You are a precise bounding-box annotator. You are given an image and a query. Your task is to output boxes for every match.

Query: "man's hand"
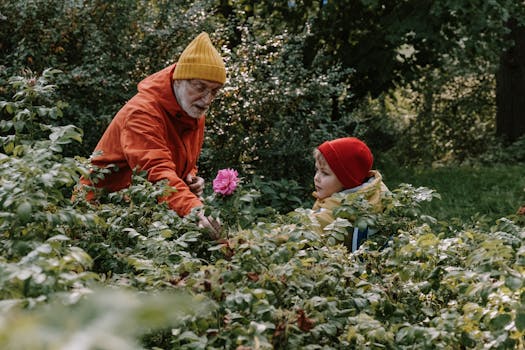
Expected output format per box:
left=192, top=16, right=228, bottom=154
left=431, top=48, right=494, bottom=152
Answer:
left=197, top=210, right=222, bottom=240
left=185, top=174, right=204, bottom=197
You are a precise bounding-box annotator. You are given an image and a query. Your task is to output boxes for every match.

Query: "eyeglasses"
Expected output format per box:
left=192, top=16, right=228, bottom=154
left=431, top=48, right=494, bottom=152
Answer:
left=187, top=80, right=222, bottom=99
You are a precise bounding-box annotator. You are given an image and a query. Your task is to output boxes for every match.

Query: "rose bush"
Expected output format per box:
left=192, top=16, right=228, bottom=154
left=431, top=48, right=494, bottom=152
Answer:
left=2, top=67, right=525, bottom=350
left=204, top=169, right=269, bottom=231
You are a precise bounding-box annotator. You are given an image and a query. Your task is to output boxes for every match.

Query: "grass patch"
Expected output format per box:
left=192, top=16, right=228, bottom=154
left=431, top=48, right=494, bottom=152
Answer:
left=382, top=164, right=525, bottom=222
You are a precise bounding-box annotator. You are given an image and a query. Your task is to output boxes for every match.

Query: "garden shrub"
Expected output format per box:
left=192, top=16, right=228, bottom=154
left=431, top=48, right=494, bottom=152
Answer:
left=384, top=66, right=497, bottom=166
left=0, top=68, right=212, bottom=347
left=1, top=7, right=525, bottom=350
left=202, top=25, right=355, bottom=193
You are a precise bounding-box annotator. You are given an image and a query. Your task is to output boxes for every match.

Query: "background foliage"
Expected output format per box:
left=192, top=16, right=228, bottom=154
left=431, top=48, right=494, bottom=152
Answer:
left=2, top=0, right=525, bottom=186
left=1, top=0, right=525, bottom=349
left=0, top=54, right=524, bottom=350
left=1, top=69, right=524, bottom=349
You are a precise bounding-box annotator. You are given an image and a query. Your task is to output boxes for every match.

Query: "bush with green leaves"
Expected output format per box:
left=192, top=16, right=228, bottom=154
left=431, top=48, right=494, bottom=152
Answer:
left=0, top=68, right=213, bottom=348
left=148, top=183, right=524, bottom=349
left=203, top=26, right=354, bottom=188
left=3, top=0, right=525, bottom=173
left=0, top=68, right=94, bottom=304
left=2, top=68, right=525, bottom=349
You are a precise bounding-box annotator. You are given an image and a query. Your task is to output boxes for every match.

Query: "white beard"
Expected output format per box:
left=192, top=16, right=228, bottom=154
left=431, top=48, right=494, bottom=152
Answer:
left=173, top=81, right=207, bottom=119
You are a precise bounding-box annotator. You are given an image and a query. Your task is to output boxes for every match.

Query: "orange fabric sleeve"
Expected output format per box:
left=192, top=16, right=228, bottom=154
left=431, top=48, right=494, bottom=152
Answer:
left=121, top=112, right=202, bottom=216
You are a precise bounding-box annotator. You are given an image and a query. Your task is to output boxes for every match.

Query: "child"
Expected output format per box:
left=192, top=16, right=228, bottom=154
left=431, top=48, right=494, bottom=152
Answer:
left=311, top=137, right=389, bottom=251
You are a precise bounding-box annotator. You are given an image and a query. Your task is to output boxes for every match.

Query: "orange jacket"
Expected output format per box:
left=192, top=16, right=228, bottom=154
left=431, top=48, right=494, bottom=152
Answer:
left=79, top=64, right=204, bottom=216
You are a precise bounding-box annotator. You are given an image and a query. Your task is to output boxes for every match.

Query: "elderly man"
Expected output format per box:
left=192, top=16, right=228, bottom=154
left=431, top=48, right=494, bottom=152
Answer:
left=78, top=32, right=224, bottom=232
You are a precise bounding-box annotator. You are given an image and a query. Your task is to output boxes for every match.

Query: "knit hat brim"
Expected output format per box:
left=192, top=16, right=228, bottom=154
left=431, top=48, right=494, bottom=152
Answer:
left=174, top=63, right=226, bottom=84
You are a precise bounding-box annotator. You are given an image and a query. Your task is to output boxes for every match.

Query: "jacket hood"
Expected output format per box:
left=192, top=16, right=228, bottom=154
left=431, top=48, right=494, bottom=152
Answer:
left=137, top=64, right=200, bottom=130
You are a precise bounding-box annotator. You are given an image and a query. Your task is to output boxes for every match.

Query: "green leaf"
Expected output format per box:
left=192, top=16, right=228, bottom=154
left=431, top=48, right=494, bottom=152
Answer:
left=353, top=297, right=368, bottom=309
left=489, top=313, right=511, bottom=330
left=505, top=276, right=522, bottom=291
left=331, top=232, right=345, bottom=241
left=515, top=312, right=525, bottom=332
left=5, top=103, right=14, bottom=115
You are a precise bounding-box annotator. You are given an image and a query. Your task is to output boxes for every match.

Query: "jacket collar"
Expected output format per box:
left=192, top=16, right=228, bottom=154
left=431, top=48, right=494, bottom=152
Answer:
left=137, top=64, right=201, bottom=130
left=313, top=170, right=383, bottom=200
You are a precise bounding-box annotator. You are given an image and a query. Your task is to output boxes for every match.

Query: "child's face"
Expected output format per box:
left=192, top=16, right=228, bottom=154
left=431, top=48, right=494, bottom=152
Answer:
left=314, top=155, right=344, bottom=200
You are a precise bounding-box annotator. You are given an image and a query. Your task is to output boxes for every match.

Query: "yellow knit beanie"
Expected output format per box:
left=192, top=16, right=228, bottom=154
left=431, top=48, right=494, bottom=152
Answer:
left=172, top=32, right=226, bottom=84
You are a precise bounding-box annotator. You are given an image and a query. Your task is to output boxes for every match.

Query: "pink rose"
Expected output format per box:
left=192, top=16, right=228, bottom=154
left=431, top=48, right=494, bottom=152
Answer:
left=212, top=168, right=239, bottom=196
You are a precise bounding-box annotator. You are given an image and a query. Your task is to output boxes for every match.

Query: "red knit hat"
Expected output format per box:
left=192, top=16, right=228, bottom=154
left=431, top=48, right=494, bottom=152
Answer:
left=317, top=137, right=373, bottom=189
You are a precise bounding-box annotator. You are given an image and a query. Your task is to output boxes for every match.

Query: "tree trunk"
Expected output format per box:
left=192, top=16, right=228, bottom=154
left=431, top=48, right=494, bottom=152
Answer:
left=496, top=19, right=525, bottom=142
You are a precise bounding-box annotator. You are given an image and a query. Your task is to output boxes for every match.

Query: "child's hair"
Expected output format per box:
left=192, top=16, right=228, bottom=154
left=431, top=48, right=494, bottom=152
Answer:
left=313, top=148, right=326, bottom=165
left=316, top=137, right=373, bottom=189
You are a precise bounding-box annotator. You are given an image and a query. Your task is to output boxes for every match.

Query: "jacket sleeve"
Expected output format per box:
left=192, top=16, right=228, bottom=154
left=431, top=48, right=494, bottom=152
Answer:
left=121, top=112, right=202, bottom=216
